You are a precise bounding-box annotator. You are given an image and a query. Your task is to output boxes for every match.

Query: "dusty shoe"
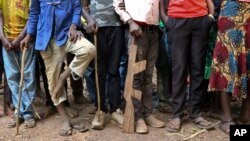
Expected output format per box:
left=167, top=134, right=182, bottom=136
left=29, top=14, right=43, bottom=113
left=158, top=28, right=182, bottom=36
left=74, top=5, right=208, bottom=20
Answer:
left=136, top=119, right=148, bottom=134
left=145, top=115, right=165, bottom=128
left=91, top=111, right=106, bottom=130
left=111, top=109, right=124, bottom=128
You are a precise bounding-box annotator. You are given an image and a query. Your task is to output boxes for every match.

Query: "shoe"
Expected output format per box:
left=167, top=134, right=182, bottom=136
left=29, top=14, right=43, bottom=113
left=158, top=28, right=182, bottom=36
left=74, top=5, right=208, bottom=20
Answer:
left=91, top=111, right=106, bottom=130
left=111, top=109, right=124, bottom=128
left=145, top=115, right=165, bottom=128
left=136, top=119, right=148, bottom=134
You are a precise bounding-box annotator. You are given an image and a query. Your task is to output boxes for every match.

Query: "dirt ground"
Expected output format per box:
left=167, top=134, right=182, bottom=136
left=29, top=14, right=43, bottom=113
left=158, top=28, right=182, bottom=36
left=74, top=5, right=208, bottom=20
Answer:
left=0, top=77, right=230, bottom=141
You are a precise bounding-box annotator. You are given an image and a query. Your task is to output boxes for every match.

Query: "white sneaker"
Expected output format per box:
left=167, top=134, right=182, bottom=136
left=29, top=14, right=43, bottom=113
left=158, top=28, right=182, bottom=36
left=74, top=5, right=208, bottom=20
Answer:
left=111, top=109, right=124, bottom=128
left=91, top=111, right=106, bottom=130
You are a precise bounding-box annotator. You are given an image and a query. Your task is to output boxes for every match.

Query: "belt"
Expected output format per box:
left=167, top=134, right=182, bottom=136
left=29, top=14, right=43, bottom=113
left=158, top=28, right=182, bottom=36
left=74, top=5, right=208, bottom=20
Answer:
left=140, top=25, right=158, bottom=33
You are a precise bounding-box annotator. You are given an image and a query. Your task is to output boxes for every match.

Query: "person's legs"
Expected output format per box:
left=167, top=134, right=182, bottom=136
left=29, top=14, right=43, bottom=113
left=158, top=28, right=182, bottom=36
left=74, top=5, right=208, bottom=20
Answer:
left=66, top=53, right=86, bottom=104
left=189, top=16, right=211, bottom=119
left=166, top=18, right=190, bottom=132
left=106, top=26, right=124, bottom=127
left=219, top=92, right=235, bottom=134
left=240, top=80, right=250, bottom=123
left=40, top=40, right=71, bottom=135
left=3, top=44, right=36, bottom=127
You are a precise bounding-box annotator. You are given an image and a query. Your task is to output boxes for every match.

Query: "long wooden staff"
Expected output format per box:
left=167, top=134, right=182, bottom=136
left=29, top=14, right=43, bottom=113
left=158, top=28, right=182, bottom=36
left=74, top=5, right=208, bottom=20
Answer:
left=16, top=47, right=27, bottom=135
left=93, top=31, right=101, bottom=121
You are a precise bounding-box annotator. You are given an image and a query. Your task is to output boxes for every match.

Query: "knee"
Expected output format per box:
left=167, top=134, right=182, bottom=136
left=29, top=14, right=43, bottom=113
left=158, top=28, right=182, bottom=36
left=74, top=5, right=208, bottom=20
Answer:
left=87, top=43, right=96, bottom=60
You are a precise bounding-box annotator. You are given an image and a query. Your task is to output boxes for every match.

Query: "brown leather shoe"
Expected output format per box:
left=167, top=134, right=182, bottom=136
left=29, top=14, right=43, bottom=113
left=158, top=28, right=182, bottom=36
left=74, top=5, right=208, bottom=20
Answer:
left=136, top=119, right=148, bottom=134
left=145, top=115, right=165, bottom=128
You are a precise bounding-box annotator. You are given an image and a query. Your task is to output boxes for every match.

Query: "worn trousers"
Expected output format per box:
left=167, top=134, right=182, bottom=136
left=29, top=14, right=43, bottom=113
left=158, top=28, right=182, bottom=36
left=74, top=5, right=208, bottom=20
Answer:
left=130, top=27, right=159, bottom=120
left=40, top=38, right=95, bottom=106
left=167, top=16, right=211, bottom=118
left=96, top=26, right=124, bottom=113
left=2, top=45, right=36, bottom=120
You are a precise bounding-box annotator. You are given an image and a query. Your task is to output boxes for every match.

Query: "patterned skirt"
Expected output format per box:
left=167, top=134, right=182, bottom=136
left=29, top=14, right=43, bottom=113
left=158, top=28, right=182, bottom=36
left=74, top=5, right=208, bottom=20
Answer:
left=208, top=0, right=250, bottom=98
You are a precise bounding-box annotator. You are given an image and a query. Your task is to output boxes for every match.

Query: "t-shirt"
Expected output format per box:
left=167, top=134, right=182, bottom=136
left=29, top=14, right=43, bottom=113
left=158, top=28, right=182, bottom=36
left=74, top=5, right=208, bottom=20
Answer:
left=89, top=0, right=122, bottom=27
left=168, top=0, right=208, bottom=18
left=0, top=0, right=30, bottom=40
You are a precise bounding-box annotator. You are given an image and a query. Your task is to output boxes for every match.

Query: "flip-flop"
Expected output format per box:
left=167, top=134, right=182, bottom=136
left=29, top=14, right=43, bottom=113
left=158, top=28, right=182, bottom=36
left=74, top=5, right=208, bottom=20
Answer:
left=218, top=120, right=235, bottom=135
left=24, top=118, right=36, bottom=129
left=166, top=117, right=182, bottom=132
left=72, top=123, right=89, bottom=133
left=192, top=117, right=214, bottom=130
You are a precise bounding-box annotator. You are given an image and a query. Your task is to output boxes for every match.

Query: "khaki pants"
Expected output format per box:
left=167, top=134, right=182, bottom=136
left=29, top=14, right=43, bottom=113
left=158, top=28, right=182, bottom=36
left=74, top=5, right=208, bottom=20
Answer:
left=40, top=38, right=95, bottom=106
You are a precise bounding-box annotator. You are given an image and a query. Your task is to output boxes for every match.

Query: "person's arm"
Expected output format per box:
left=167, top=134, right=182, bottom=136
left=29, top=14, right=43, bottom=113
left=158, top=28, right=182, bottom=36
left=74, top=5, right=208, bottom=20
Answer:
left=206, top=0, right=215, bottom=15
left=113, top=0, right=142, bottom=37
left=160, top=0, right=169, bottom=26
left=11, top=22, right=28, bottom=49
left=0, top=10, right=12, bottom=51
left=81, top=0, right=96, bottom=33
left=21, top=0, right=40, bottom=49
left=68, top=0, right=82, bottom=43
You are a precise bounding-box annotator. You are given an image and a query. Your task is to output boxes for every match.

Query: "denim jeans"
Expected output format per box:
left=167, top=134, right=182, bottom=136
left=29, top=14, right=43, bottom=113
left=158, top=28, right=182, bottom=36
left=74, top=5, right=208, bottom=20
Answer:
left=2, top=45, right=36, bottom=120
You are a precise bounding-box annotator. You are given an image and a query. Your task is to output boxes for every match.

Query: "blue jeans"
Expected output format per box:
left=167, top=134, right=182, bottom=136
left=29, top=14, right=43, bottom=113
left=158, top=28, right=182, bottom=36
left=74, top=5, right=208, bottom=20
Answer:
left=2, top=45, right=36, bottom=120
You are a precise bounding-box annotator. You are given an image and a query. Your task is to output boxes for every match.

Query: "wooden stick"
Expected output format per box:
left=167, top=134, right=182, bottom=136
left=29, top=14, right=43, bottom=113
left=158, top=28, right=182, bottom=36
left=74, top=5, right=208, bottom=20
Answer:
left=93, top=32, right=101, bottom=121
left=183, top=129, right=207, bottom=141
left=16, top=47, right=27, bottom=135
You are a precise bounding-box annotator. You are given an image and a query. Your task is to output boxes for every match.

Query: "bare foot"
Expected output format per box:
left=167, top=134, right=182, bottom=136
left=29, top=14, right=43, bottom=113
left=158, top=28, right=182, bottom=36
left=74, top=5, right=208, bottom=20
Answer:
left=59, top=118, right=72, bottom=136
left=66, top=107, right=78, bottom=118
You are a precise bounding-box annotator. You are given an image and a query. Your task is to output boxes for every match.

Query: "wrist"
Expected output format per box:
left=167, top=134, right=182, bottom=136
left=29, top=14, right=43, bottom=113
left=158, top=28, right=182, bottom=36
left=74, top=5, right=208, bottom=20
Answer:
left=208, top=14, right=215, bottom=21
left=127, top=19, right=134, bottom=25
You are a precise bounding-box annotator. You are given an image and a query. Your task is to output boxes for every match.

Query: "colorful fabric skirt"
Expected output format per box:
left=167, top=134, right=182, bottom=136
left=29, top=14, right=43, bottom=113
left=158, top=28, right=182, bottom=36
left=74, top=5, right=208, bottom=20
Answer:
left=208, top=0, right=250, bottom=98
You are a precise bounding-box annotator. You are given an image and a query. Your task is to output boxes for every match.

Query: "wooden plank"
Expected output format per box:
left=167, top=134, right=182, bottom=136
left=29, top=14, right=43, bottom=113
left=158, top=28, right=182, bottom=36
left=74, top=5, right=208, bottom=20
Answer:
left=122, top=38, right=146, bottom=134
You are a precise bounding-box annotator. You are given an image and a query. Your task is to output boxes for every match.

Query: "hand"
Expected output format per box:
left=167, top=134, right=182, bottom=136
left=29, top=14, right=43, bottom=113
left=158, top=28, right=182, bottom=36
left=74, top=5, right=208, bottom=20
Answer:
left=20, top=34, right=32, bottom=50
left=162, top=15, right=169, bottom=27
left=68, top=24, right=82, bottom=43
left=127, top=19, right=142, bottom=37
left=0, top=36, right=13, bottom=51
left=86, top=19, right=96, bottom=33
left=11, top=36, right=23, bottom=50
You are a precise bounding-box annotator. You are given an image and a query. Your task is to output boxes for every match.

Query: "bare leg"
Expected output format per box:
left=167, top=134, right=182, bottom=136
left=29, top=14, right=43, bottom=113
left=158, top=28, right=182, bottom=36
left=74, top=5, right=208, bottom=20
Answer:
left=53, top=68, right=71, bottom=100
left=240, top=82, right=250, bottom=123
left=57, top=103, right=72, bottom=136
left=219, top=92, right=235, bottom=135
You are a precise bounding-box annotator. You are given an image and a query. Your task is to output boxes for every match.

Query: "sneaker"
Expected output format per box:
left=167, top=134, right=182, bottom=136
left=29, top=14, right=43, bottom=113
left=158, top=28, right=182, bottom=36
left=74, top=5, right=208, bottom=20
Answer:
left=145, top=115, right=165, bottom=128
left=136, top=119, right=148, bottom=134
left=111, top=109, right=124, bottom=128
left=91, top=111, right=106, bottom=130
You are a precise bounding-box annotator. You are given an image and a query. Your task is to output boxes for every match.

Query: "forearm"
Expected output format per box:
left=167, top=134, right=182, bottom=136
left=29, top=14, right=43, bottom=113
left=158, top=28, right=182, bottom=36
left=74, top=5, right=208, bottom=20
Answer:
left=113, top=0, right=131, bottom=23
left=206, top=0, right=215, bottom=15
left=18, top=22, right=28, bottom=39
left=72, top=0, right=81, bottom=27
left=81, top=5, right=94, bottom=25
left=160, top=0, right=169, bottom=19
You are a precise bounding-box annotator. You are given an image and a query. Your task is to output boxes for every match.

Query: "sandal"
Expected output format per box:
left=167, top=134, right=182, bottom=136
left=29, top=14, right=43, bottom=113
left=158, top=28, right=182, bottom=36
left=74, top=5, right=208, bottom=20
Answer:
left=72, top=123, right=89, bottom=133
left=7, top=117, right=23, bottom=128
left=192, top=117, right=214, bottom=129
left=166, top=117, right=182, bottom=132
left=24, top=118, right=36, bottom=129
left=218, top=120, right=235, bottom=135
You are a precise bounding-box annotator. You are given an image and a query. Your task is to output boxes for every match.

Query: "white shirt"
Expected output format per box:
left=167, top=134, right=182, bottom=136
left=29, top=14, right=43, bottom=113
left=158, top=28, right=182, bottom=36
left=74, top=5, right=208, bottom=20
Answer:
left=113, top=0, right=160, bottom=25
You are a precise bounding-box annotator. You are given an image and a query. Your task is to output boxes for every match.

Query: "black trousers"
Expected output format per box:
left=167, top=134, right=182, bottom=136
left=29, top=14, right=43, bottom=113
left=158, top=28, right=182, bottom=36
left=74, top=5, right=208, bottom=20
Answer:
left=96, top=26, right=125, bottom=113
left=167, top=16, right=211, bottom=118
